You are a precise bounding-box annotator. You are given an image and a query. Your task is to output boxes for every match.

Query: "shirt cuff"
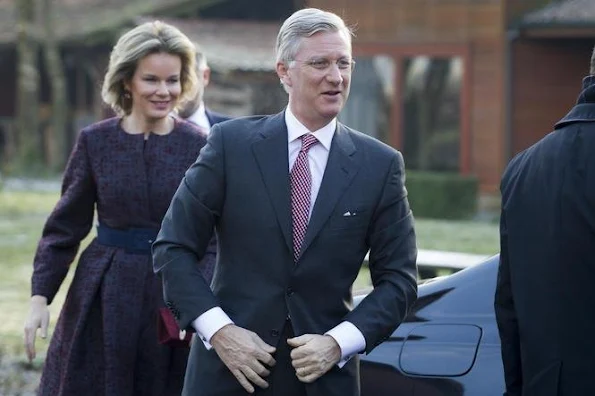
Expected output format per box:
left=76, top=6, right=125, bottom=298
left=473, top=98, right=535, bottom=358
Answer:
left=192, top=307, right=234, bottom=349
left=325, top=321, right=366, bottom=368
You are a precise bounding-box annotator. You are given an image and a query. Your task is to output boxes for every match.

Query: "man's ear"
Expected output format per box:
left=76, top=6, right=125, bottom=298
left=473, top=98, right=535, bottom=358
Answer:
left=276, top=61, right=292, bottom=88
left=202, top=67, right=211, bottom=88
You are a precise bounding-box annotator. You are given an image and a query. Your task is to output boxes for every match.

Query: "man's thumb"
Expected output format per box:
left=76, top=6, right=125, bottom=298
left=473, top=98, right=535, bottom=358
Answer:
left=287, top=334, right=311, bottom=347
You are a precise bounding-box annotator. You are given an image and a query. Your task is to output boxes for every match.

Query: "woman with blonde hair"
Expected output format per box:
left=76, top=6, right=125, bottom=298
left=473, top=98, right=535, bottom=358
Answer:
left=23, top=21, right=210, bottom=395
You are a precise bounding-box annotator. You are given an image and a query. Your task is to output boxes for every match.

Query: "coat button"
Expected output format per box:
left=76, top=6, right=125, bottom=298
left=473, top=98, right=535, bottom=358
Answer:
left=271, top=329, right=279, bottom=337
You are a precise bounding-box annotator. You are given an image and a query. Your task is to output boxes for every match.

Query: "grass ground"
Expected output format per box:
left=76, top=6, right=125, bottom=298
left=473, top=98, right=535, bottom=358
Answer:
left=0, top=191, right=65, bottom=395
left=415, top=217, right=499, bottom=255
left=0, top=190, right=499, bottom=394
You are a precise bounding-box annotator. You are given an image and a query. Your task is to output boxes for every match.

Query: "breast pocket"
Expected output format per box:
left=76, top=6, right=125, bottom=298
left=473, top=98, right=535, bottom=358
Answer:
left=328, top=209, right=369, bottom=233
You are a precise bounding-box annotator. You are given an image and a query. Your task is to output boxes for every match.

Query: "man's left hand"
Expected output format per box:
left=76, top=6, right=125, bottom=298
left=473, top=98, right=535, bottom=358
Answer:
left=287, top=334, right=341, bottom=383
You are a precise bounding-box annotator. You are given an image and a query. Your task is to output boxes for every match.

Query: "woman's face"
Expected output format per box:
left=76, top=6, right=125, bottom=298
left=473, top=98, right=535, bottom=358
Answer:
left=125, top=52, right=182, bottom=121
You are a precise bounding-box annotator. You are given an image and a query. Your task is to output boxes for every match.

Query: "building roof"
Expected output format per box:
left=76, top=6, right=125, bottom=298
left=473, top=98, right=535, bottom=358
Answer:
left=137, top=17, right=280, bottom=72
left=0, top=0, right=224, bottom=45
left=522, top=0, right=595, bottom=26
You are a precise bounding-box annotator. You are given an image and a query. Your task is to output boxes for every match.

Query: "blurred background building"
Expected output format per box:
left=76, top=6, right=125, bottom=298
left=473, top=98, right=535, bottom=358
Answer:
left=0, top=0, right=593, bottom=202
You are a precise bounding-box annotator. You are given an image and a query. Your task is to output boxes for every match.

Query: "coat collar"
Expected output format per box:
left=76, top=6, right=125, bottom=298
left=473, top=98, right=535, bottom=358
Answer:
left=555, top=75, right=595, bottom=129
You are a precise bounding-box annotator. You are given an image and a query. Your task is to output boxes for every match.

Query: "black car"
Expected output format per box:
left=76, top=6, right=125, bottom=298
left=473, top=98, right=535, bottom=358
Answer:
left=358, top=254, right=505, bottom=396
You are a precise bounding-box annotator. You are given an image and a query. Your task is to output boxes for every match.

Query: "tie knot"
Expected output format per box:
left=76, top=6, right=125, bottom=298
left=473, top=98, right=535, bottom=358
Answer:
left=300, top=133, right=318, bottom=153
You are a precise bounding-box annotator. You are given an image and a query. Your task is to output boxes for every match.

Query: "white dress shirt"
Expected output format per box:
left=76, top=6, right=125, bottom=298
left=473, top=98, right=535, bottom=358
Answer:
left=192, top=107, right=366, bottom=366
left=186, top=102, right=211, bottom=132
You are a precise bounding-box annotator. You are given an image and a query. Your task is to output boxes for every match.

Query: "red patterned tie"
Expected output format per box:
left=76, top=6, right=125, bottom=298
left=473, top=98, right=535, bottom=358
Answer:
left=290, top=133, right=319, bottom=262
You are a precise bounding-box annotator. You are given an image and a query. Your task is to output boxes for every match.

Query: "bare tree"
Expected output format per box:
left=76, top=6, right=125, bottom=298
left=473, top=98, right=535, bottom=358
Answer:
left=15, top=0, right=41, bottom=170
left=41, top=0, right=68, bottom=170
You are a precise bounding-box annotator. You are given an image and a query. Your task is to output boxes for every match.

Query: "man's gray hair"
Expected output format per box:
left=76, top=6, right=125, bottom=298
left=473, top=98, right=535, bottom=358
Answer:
left=275, top=8, right=354, bottom=64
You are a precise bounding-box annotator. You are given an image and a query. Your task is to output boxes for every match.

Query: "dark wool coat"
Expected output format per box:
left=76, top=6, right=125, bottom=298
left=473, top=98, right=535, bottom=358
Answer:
left=31, top=117, right=211, bottom=395
left=496, top=76, right=595, bottom=396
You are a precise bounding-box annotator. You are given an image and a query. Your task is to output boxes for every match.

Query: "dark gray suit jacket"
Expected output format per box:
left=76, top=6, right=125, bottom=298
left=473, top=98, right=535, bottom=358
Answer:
left=205, top=108, right=230, bottom=126
left=153, top=111, right=418, bottom=396
left=187, top=108, right=231, bottom=283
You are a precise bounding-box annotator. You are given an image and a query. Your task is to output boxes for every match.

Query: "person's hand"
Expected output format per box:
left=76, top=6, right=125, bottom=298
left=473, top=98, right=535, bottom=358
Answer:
left=24, top=295, right=50, bottom=363
left=210, top=324, right=276, bottom=393
left=287, top=334, right=341, bottom=383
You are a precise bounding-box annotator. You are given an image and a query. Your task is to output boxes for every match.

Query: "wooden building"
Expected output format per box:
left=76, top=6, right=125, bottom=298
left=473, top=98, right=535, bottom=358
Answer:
left=0, top=0, right=299, bottom=168
left=0, top=0, right=232, bottom=168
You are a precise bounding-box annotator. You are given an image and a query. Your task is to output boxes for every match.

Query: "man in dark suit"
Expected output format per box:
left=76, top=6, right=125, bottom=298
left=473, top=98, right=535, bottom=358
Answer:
left=177, top=43, right=231, bottom=131
left=153, top=8, right=418, bottom=396
left=495, top=48, right=595, bottom=396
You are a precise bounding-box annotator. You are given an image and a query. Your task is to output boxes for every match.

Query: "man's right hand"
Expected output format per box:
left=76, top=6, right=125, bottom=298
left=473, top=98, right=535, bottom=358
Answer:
left=210, top=324, right=276, bottom=393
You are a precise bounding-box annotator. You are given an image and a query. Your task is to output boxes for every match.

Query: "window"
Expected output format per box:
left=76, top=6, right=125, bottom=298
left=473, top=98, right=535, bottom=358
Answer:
left=339, top=55, right=395, bottom=144
left=402, top=56, right=462, bottom=172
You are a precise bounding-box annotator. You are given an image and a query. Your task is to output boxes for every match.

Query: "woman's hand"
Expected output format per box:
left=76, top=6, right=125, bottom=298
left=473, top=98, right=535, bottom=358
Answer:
left=24, top=295, right=50, bottom=362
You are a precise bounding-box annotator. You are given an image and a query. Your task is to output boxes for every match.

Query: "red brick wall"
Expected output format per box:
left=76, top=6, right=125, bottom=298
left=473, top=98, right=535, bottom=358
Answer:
left=311, top=0, right=507, bottom=193
left=504, top=0, right=551, bottom=23
left=471, top=39, right=506, bottom=192
left=311, top=0, right=503, bottom=44
left=511, top=39, right=593, bottom=156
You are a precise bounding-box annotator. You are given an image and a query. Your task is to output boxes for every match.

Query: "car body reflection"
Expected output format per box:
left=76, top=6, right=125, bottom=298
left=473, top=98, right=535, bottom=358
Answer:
left=358, top=255, right=505, bottom=396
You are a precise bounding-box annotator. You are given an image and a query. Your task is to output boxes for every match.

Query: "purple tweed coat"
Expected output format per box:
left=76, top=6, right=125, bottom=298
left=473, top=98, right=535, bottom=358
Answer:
left=31, top=117, right=213, bottom=396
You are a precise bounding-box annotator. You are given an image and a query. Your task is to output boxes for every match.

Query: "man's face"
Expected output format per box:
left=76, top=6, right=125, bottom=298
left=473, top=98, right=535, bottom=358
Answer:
left=195, top=66, right=210, bottom=104
left=178, top=65, right=210, bottom=118
left=277, top=30, right=353, bottom=131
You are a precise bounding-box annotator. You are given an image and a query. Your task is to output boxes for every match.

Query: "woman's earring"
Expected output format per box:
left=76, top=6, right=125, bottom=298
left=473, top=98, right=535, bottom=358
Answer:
left=123, top=91, right=131, bottom=99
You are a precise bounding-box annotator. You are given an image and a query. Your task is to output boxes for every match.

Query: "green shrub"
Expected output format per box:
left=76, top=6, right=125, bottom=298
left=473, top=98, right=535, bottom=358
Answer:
left=405, top=171, right=478, bottom=220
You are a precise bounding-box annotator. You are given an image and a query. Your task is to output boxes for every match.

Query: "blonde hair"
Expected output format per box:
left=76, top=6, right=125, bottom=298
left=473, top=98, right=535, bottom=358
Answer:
left=101, top=21, right=198, bottom=116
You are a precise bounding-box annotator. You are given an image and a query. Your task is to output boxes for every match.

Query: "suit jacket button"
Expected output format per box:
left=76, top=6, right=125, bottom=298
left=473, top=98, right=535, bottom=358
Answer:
left=286, top=287, right=294, bottom=296
left=270, top=329, right=279, bottom=337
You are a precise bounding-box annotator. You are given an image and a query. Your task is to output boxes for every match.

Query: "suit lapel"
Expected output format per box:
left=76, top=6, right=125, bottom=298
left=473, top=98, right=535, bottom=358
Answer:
left=252, top=112, right=293, bottom=254
left=300, top=123, right=360, bottom=256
